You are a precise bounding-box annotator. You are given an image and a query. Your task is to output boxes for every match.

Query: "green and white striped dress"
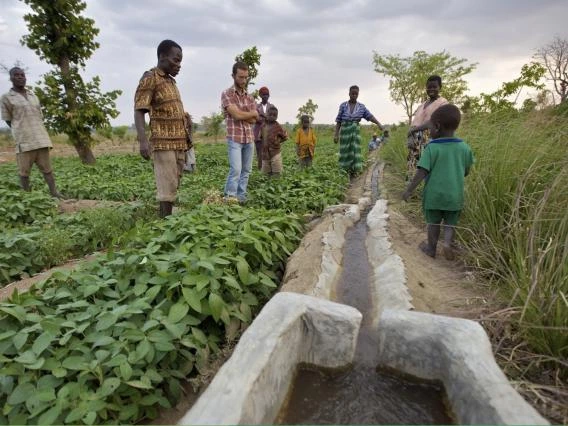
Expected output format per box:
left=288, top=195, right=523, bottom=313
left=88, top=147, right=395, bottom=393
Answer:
left=335, top=101, right=375, bottom=175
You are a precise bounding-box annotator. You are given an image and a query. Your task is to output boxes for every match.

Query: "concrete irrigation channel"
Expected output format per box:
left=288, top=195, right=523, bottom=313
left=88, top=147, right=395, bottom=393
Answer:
left=178, top=160, right=547, bottom=425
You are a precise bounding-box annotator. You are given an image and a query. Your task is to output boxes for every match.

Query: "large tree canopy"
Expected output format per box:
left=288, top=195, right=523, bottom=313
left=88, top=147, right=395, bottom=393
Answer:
left=20, top=0, right=121, bottom=164
left=373, top=50, right=476, bottom=124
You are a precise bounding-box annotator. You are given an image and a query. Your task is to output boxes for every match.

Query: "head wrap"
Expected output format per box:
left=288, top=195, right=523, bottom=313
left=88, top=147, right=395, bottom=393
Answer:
left=259, top=86, right=269, bottom=95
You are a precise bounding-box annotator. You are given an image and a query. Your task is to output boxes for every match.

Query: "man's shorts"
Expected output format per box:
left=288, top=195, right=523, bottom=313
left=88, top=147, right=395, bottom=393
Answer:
left=424, top=209, right=461, bottom=226
left=152, top=150, right=186, bottom=202
left=17, top=147, right=52, bottom=177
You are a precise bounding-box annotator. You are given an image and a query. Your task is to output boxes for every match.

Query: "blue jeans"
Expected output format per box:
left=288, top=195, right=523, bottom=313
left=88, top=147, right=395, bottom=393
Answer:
left=224, top=139, right=253, bottom=201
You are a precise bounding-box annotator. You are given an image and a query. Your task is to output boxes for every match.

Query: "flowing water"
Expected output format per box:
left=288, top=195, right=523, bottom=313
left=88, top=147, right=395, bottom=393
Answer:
left=276, top=216, right=455, bottom=425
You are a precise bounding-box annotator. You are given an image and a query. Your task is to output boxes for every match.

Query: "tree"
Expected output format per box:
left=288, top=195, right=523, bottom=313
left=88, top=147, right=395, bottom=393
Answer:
left=20, top=0, right=121, bottom=164
left=0, top=60, right=28, bottom=74
left=235, top=46, right=261, bottom=97
left=373, top=50, right=476, bottom=124
left=203, top=111, right=224, bottom=142
left=535, top=36, right=568, bottom=104
left=296, top=99, right=318, bottom=122
left=460, top=62, right=546, bottom=115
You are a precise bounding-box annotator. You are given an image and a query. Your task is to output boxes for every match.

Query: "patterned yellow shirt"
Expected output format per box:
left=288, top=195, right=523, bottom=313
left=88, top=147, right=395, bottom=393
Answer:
left=134, top=67, right=188, bottom=151
left=295, top=127, right=317, bottom=159
left=0, top=88, right=53, bottom=153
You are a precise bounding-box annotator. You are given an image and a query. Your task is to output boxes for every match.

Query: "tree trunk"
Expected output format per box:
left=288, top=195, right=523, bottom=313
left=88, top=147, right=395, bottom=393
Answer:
left=70, top=135, right=96, bottom=165
left=58, top=57, right=96, bottom=164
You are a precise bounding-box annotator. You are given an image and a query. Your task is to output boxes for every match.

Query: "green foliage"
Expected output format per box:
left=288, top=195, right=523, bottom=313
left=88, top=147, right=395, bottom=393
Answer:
left=20, top=0, right=99, bottom=67
left=461, top=62, right=546, bottom=115
left=95, top=126, right=113, bottom=140
left=373, top=50, right=476, bottom=123
left=248, top=169, right=347, bottom=214
left=381, top=109, right=568, bottom=361
left=0, top=129, right=361, bottom=423
left=234, top=46, right=261, bottom=90
left=202, top=112, right=225, bottom=142
left=111, top=126, right=129, bottom=140
left=0, top=206, right=303, bottom=424
left=296, top=99, right=318, bottom=123
left=34, top=70, right=121, bottom=141
left=20, top=0, right=121, bottom=162
left=0, top=189, right=57, bottom=226
left=0, top=204, right=153, bottom=285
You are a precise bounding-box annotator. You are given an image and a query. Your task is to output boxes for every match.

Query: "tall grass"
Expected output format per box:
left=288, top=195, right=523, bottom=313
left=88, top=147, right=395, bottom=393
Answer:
left=381, top=107, right=568, bottom=360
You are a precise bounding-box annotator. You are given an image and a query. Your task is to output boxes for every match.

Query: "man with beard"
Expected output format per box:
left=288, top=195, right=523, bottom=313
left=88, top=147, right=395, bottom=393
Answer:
left=221, top=61, right=258, bottom=204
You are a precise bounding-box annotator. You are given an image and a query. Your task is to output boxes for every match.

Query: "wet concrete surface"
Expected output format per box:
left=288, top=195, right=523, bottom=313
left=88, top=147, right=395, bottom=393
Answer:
left=277, top=217, right=455, bottom=425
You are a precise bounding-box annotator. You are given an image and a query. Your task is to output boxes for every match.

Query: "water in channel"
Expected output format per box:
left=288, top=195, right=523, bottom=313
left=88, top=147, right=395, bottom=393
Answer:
left=277, top=215, right=455, bottom=425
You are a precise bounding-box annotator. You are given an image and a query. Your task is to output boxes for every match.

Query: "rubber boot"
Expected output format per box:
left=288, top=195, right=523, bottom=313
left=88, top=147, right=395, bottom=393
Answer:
left=419, top=224, right=440, bottom=258
left=442, top=225, right=456, bottom=260
left=42, top=172, right=63, bottom=199
left=19, top=175, right=31, bottom=192
left=159, top=201, right=173, bottom=218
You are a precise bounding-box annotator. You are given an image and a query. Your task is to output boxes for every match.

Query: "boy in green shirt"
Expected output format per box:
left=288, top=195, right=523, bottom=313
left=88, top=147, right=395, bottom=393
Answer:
left=402, top=104, right=474, bottom=260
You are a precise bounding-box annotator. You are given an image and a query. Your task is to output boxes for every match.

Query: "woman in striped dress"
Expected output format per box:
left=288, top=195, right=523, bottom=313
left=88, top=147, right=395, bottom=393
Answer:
left=334, top=85, right=384, bottom=176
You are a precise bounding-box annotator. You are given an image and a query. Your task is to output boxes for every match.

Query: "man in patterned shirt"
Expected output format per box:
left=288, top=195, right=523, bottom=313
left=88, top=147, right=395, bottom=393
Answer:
left=1, top=67, right=63, bottom=198
left=221, top=61, right=259, bottom=203
left=134, top=39, right=191, bottom=218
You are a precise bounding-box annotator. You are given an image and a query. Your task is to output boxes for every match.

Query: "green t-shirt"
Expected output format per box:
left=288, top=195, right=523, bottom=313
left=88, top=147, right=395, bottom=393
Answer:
left=417, top=137, right=474, bottom=211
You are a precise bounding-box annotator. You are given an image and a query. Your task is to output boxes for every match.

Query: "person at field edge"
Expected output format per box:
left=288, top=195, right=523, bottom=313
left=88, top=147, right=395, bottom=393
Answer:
left=221, top=61, right=259, bottom=204
left=134, top=39, right=192, bottom=218
left=0, top=67, right=63, bottom=198
left=253, top=86, right=275, bottom=170
left=183, top=112, right=196, bottom=173
left=402, top=104, right=474, bottom=261
left=260, top=105, right=287, bottom=177
left=406, top=75, right=448, bottom=178
left=334, top=85, right=384, bottom=176
left=296, top=114, right=317, bottom=168
left=368, top=134, right=380, bottom=151
left=368, top=129, right=390, bottom=151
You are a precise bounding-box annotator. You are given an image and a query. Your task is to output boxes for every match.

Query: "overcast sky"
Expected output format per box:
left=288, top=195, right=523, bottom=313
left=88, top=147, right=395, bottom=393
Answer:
left=0, top=0, right=566, bottom=127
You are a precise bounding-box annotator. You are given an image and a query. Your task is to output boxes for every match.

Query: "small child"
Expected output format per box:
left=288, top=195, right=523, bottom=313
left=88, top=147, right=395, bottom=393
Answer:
left=402, top=104, right=474, bottom=260
left=183, top=112, right=196, bottom=173
left=368, top=134, right=379, bottom=151
left=295, top=115, right=317, bottom=168
left=381, top=129, right=389, bottom=144
left=260, top=106, right=288, bottom=177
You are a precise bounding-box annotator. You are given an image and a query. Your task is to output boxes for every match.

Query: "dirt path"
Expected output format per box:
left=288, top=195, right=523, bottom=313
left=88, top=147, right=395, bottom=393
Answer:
left=57, top=199, right=124, bottom=214
left=0, top=140, right=137, bottom=164
left=387, top=207, right=494, bottom=318
left=0, top=136, right=223, bottom=165
left=0, top=254, right=98, bottom=302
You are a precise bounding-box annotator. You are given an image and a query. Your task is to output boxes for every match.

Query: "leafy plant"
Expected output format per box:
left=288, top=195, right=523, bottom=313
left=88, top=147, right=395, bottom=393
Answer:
left=0, top=205, right=303, bottom=424
left=20, top=0, right=121, bottom=163
left=0, top=189, right=57, bottom=226
left=0, top=204, right=153, bottom=285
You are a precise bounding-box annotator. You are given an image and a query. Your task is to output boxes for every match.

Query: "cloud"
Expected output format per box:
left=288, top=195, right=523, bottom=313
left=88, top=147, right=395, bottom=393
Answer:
left=0, top=0, right=566, bottom=128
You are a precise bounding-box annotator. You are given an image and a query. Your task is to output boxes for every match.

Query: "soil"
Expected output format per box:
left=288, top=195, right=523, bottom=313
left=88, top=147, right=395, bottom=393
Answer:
left=57, top=199, right=123, bottom=214
left=0, top=139, right=138, bottom=164
left=280, top=215, right=330, bottom=295
left=0, top=254, right=98, bottom=302
left=0, top=135, right=223, bottom=165
left=386, top=207, right=495, bottom=319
